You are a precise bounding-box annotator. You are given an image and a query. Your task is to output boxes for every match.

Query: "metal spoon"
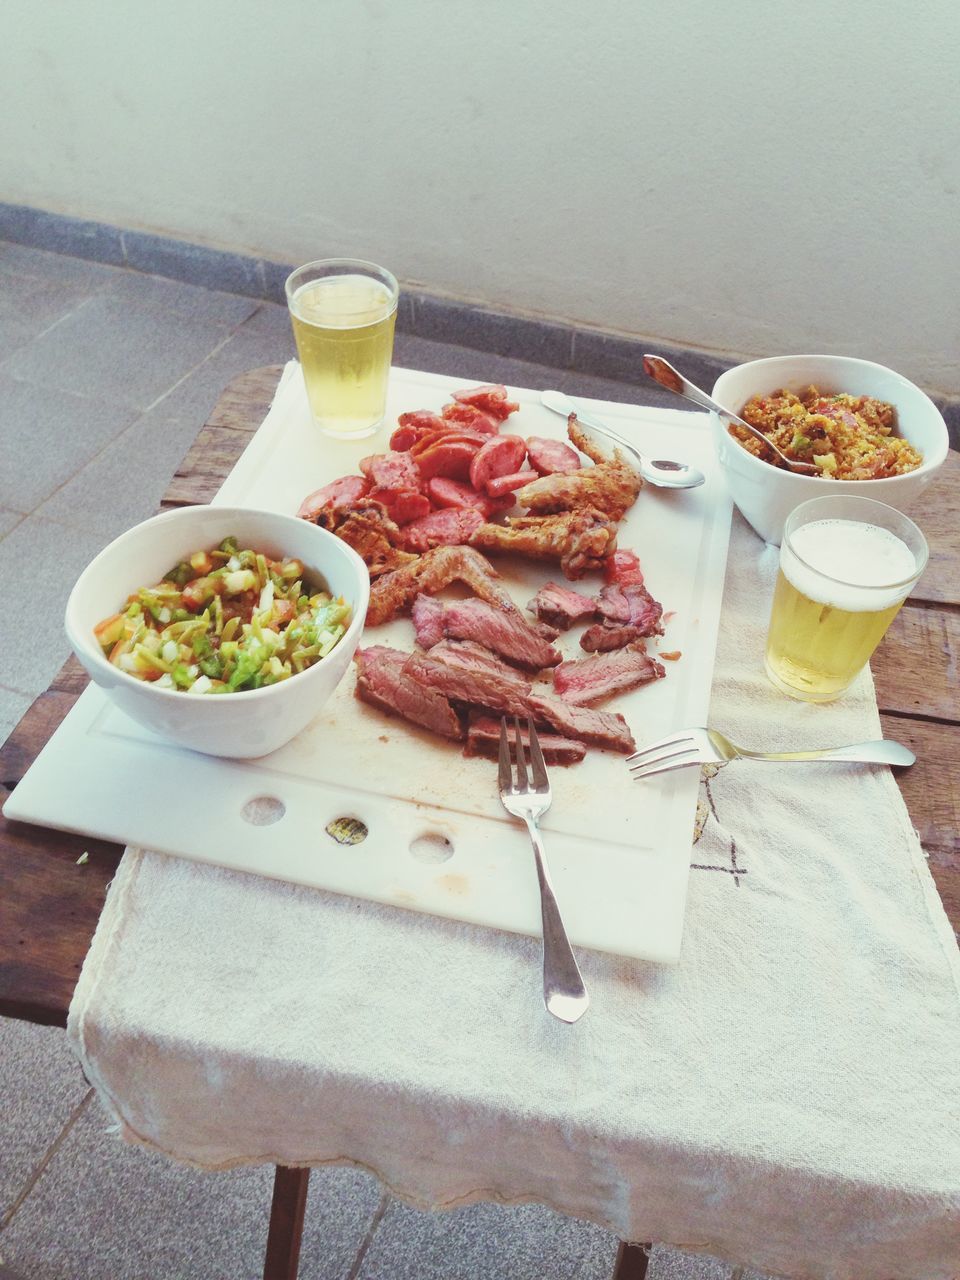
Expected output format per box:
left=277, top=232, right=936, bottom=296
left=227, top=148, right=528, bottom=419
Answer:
left=539, top=391, right=706, bottom=489
left=642, top=354, right=820, bottom=476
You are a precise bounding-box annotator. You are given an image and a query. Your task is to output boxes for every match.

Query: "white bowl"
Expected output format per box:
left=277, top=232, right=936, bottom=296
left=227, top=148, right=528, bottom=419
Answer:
left=65, top=506, right=370, bottom=758
left=712, top=355, right=949, bottom=545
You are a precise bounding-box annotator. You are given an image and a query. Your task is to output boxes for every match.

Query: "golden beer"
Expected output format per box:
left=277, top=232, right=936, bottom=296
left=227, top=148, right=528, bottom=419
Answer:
left=286, top=261, right=398, bottom=438
left=764, top=513, right=923, bottom=703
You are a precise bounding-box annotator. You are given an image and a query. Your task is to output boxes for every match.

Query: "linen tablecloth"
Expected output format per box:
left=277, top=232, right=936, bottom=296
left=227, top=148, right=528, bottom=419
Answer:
left=68, top=391, right=960, bottom=1280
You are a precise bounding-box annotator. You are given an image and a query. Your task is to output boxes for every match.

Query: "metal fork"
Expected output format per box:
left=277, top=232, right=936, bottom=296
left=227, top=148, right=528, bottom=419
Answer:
left=498, top=717, right=589, bottom=1024
left=628, top=727, right=916, bottom=780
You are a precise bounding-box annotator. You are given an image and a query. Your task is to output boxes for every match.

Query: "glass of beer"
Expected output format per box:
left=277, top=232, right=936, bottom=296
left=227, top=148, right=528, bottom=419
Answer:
left=285, top=258, right=398, bottom=438
left=764, top=495, right=927, bottom=702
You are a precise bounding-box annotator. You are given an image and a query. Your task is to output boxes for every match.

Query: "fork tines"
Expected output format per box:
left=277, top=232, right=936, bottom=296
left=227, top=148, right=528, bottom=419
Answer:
left=499, top=716, right=549, bottom=790
left=627, top=731, right=701, bottom=780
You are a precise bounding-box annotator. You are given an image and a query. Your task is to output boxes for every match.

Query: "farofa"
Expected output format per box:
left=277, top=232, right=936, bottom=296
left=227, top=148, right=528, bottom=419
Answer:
left=731, top=386, right=923, bottom=479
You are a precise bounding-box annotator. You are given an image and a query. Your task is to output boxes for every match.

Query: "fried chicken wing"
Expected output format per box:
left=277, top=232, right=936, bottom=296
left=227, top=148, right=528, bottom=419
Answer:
left=515, top=417, right=642, bottom=521
left=367, top=544, right=519, bottom=626
left=317, top=504, right=418, bottom=579
left=471, top=507, right=619, bottom=580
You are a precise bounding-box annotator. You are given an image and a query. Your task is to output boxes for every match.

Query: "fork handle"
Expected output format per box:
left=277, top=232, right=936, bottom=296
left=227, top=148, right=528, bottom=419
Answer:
left=524, top=818, right=590, bottom=1023
left=741, top=740, right=916, bottom=766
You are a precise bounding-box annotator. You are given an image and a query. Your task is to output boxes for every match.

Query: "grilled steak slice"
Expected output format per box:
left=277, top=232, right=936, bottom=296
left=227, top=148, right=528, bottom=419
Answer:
left=403, top=651, right=532, bottom=718
left=355, top=646, right=463, bottom=740
left=428, top=639, right=522, bottom=681
left=527, top=581, right=597, bottom=630
left=367, top=544, right=520, bottom=626
left=580, top=623, right=645, bottom=653
left=465, top=712, right=586, bottom=766
left=526, top=692, right=636, bottom=754
left=595, top=581, right=664, bottom=635
left=411, top=594, right=445, bottom=649
left=553, top=645, right=665, bottom=706
left=441, top=598, right=561, bottom=670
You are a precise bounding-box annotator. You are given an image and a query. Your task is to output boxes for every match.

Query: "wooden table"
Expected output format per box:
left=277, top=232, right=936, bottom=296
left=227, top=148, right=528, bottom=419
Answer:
left=2, top=366, right=957, bottom=1280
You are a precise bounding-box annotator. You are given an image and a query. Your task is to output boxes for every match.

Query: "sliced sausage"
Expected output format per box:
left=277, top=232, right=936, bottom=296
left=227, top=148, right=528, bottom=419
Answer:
left=427, top=477, right=489, bottom=510
left=369, top=451, right=421, bottom=491
left=413, top=439, right=481, bottom=481
left=441, top=401, right=500, bottom=434
left=525, top=436, right=582, bottom=476
left=484, top=469, right=539, bottom=498
left=451, top=384, right=520, bottom=421
left=468, top=434, right=528, bottom=491
left=400, top=507, right=485, bottom=552
left=297, top=475, right=371, bottom=521
left=367, top=487, right=431, bottom=525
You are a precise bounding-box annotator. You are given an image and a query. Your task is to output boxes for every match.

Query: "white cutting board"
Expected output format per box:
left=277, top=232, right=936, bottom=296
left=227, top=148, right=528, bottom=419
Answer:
left=6, top=365, right=732, bottom=962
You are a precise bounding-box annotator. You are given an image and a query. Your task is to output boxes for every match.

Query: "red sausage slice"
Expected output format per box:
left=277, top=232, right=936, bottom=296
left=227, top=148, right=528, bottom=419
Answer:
left=441, top=401, right=500, bottom=434
left=427, top=477, right=489, bottom=510
left=525, top=436, right=582, bottom=476
left=401, top=507, right=485, bottom=551
left=409, top=428, right=487, bottom=457
left=297, top=475, right=371, bottom=521
left=451, top=384, right=520, bottom=421
left=414, top=439, right=481, bottom=481
left=369, top=451, right=421, bottom=491
left=367, top=487, right=431, bottom=525
left=484, top=469, right=539, bottom=498
left=468, top=434, right=527, bottom=491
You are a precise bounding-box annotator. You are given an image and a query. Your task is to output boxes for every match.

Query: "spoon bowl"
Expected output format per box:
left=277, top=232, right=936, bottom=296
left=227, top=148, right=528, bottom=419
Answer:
left=539, top=391, right=705, bottom=489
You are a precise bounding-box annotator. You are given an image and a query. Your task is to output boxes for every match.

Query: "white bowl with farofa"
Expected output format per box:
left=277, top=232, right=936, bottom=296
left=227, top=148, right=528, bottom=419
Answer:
left=712, top=354, right=949, bottom=545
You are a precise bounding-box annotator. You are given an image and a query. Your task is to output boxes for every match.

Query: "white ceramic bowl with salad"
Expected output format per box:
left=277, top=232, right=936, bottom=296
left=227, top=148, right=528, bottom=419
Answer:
left=65, top=506, right=370, bottom=758
left=712, top=354, right=948, bottom=545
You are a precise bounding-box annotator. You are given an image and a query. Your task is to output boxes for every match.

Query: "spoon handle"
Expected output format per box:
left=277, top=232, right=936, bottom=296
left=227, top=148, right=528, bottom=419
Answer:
left=643, top=354, right=738, bottom=421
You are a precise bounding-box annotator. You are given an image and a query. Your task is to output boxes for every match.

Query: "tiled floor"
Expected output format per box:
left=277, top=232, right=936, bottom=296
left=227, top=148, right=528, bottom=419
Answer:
left=0, top=241, right=748, bottom=1280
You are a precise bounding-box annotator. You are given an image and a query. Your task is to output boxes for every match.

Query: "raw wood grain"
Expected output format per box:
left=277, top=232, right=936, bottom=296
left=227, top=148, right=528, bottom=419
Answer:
left=1, top=365, right=957, bottom=1027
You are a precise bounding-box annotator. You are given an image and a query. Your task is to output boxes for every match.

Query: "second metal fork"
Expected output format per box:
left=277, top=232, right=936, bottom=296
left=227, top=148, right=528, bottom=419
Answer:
left=498, top=717, right=589, bottom=1024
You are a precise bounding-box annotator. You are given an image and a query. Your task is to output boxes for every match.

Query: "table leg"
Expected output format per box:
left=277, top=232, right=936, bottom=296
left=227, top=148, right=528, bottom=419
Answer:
left=612, top=1241, right=651, bottom=1279
left=263, top=1165, right=310, bottom=1280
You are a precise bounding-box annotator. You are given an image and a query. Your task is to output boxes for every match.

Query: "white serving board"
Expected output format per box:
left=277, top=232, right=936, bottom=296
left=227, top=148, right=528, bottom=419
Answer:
left=6, top=365, right=732, bottom=963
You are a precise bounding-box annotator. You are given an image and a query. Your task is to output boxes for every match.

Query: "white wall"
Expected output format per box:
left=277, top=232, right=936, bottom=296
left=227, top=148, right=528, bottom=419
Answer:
left=3, top=0, right=959, bottom=390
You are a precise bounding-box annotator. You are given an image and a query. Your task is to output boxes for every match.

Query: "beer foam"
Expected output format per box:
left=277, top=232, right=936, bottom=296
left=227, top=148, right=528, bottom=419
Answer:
left=782, top=519, right=917, bottom=611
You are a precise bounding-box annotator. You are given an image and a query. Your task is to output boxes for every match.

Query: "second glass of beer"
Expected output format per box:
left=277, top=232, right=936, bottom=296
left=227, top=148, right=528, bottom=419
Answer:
left=765, top=494, right=927, bottom=702
left=285, top=258, right=398, bottom=438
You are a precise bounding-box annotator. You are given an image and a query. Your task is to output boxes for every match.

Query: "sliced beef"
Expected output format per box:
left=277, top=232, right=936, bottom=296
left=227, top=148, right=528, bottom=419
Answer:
left=465, top=712, right=586, bottom=766
left=355, top=646, right=463, bottom=740
left=411, top=594, right=445, bottom=649
left=441, top=598, right=561, bottom=670
left=580, top=623, right=645, bottom=653
left=403, top=651, right=532, bottom=718
left=429, top=638, right=524, bottom=681
left=595, top=581, right=664, bottom=636
left=553, top=645, right=665, bottom=706
left=526, top=692, right=636, bottom=754
left=527, top=581, right=597, bottom=630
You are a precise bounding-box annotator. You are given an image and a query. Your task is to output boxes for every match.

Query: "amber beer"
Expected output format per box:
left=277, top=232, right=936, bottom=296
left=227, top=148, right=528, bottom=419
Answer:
left=286, top=259, right=398, bottom=438
left=764, top=497, right=927, bottom=703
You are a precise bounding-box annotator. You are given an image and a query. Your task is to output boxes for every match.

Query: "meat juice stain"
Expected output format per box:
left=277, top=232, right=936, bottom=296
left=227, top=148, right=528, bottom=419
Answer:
left=436, top=873, right=469, bottom=896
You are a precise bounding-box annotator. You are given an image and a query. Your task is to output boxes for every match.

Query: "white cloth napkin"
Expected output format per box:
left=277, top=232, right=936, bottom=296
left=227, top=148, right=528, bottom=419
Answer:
left=68, top=415, right=960, bottom=1280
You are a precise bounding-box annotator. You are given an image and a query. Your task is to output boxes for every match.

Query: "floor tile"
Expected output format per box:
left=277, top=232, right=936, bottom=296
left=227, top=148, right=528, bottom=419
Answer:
left=0, top=510, right=23, bottom=539
left=356, top=1198, right=618, bottom=1280
left=0, top=687, right=31, bottom=747
left=35, top=411, right=208, bottom=544
left=0, top=1101, right=379, bottom=1280
left=3, top=294, right=242, bottom=411
left=0, top=272, right=96, bottom=357
left=0, top=517, right=113, bottom=699
left=0, top=242, right=123, bottom=291
left=0, top=1018, right=90, bottom=1222
left=0, top=375, right=139, bottom=513
left=649, top=1244, right=732, bottom=1280
left=102, top=271, right=259, bottom=326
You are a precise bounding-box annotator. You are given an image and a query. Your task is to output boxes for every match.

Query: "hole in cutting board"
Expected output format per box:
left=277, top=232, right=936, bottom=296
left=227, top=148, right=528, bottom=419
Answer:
left=326, top=816, right=369, bottom=846
left=409, top=831, right=454, bottom=864
left=241, top=795, right=286, bottom=826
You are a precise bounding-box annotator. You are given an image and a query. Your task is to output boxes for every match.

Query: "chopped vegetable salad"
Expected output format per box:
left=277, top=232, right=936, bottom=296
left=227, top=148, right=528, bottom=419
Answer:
left=94, top=537, right=351, bottom=693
